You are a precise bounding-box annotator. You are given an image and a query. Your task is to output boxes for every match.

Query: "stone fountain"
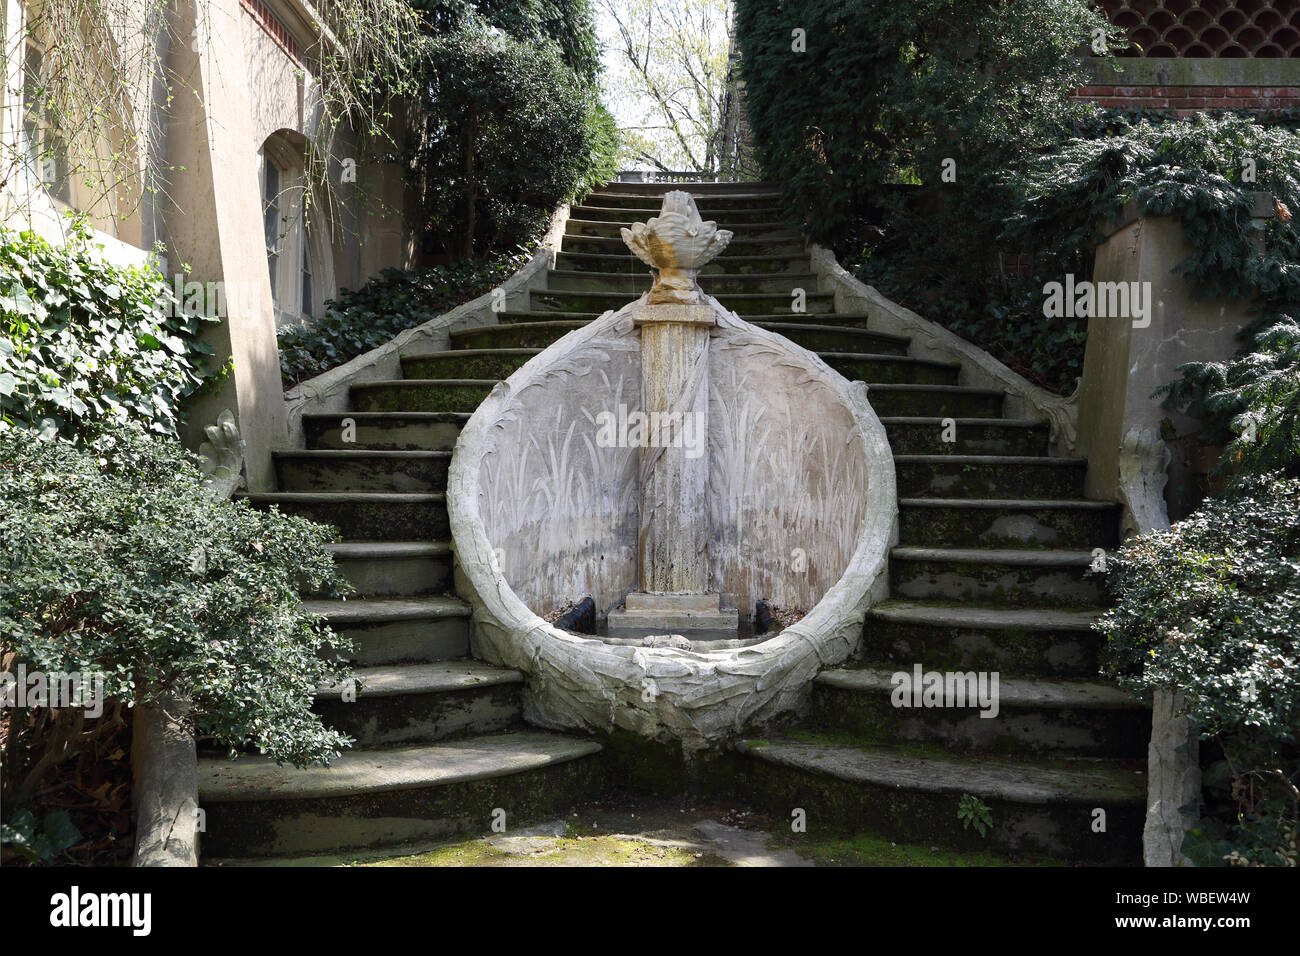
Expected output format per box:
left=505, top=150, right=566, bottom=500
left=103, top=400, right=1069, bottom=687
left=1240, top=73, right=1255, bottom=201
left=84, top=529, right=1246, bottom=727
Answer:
left=605, top=192, right=739, bottom=642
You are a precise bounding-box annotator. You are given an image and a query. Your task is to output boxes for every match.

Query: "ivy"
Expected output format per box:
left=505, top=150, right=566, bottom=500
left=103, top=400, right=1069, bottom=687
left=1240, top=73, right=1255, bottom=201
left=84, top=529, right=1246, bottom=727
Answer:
left=0, top=219, right=218, bottom=442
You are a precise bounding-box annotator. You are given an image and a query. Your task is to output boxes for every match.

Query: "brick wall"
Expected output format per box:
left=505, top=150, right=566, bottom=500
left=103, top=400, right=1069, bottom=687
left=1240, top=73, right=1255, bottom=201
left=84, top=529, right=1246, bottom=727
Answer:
left=1075, top=83, right=1300, bottom=111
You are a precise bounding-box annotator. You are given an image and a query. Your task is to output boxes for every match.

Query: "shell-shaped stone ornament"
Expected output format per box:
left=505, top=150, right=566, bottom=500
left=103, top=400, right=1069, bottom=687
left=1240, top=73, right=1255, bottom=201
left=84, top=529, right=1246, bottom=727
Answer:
left=620, top=190, right=734, bottom=304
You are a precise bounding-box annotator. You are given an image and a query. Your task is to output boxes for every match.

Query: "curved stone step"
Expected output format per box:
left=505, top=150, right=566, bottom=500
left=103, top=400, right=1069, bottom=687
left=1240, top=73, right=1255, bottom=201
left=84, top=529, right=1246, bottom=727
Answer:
left=562, top=234, right=805, bottom=257
left=866, top=384, right=1005, bottom=419
left=275, top=449, right=450, bottom=493
left=822, top=352, right=960, bottom=386
left=565, top=218, right=799, bottom=241
left=530, top=289, right=834, bottom=316
left=881, top=417, right=1050, bottom=457
left=810, top=666, right=1147, bottom=757
left=760, top=323, right=909, bottom=355
left=490, top=309, right=880, bottom=329
left=350, top=379, right=496, bottom=414
left=323, top=541, right=453, bottom=600
left=197, top=731, right=604, bottom=857
left=303, top=411, right=468, bottom=451
left=737, top=737, right=1143, bottom=863
left=889, top=546, right=1108, bottom=607
left=401, top=349, right=538, bottom=381
left=572, top=203, right=787, bottom=223
left=547, top=269, right=819, bottom=295
left=862, top=601, right=1104, bottom=677
left=894, top=455, right=1086, bottom=499
left=241, top=491, right=447, bottom=541
left=314, top=661, right=524, bottom=746
left=897, top=497, right=1121, bottom=550
left=556, top=251, right=810, bottom=275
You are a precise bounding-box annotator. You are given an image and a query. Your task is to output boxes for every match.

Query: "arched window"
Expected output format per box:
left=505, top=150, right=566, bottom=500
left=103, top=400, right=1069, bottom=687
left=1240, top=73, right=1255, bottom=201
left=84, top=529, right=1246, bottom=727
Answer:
left=258, top=133, right=328, bottom=326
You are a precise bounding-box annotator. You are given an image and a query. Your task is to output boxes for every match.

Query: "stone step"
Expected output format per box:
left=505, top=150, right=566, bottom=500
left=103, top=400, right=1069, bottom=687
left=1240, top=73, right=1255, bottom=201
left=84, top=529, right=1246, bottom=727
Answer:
left=303, top=594, right=470, bottom=664
left=889, top=546, right=1108, bottom=607
left=897, top=497, right=1121, bottom=550
left=881, top=417, right=1051, bottom=457
left=449, top=318, right=910, bottom=355
left=303, top=412, right=468, bottom=451
left=313, top=661, right=524, bottom=746
left=401, top=349, right=538, bottom=381
left=197, top=731, right=604, bottom=857
left=866, top=384, right=1005, bottom=419
left=555, top=251, right=810, bottom=275
left=241, top=491, right=448, bottom=541
left=274, top=449, right=450, bottom=493
left=822, top=353, right=960, bottom=387
left=561, top=234, right=805, bottom=258
left=737, top=738, right=1144, bottom=864
left=571, top=203, right=788, bottom=224
left=862, top=601, right=1104, bottom=678
left=323, top=541, right=453, bottom=600
left=350, top=380, right=496, bottom=414
left=530, top=289, right=835, bottom=316
left=586, top=185, right=780, bottom=205
left=490, top=309, right=879, bottom=329
left=565, top=218, right=799, bottom=241
left=546, top=269, right=819, bottom=295
left=810, top=667, right=1147, bottom=758
left=894, top=455, right=1087, bottom=499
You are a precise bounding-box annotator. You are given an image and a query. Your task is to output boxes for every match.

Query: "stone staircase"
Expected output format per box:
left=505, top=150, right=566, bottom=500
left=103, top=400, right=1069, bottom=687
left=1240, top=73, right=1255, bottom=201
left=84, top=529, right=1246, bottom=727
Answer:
left=199, top=180, right=1146, bottom=864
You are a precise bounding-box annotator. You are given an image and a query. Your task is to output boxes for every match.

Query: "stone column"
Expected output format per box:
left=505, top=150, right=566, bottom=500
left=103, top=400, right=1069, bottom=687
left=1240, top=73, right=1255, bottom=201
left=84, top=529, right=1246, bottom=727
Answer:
left=635, top=305, right=714, bottom=593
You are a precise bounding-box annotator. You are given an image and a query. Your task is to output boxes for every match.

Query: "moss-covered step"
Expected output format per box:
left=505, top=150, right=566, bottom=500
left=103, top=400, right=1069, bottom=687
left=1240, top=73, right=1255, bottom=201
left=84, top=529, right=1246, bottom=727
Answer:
left=547, top=270, right=820, bottom=295
left=894, top=455, right=1086, bottom=499
left=302, top=595, right=470, bottom=665
left=571, top=203, right=788, bottom=224
left=322, top=541, right=453, bottom=600
left=197, top=731, right=604, bottom=858
left=313, top=662, right=524, bottom=746
left=888, top=547, right=1107, bottom=607
left=302, top=412, right=468, bottom=452
left=897, top=497, right=1121, bottom=549
left=757, top=323, right=910, bottom=355
left=860, top=601, right=1104, bottom=678
left=274, top=449, right=450, bottom=494
left=561, top=234, right=806, bottom=258
left=881, top=417, right=1050, bottom=457
left=866, top=385, right=1004, bottom=419
left=555, top=251, right=811, bottom=275
left=241, top=491, right=448, bottom=541
left=583, top=189, right=781, bottom=210
left=451, top=321, right=586, bottom=350
left=566, top=219, right=801, bottom=243
left=735, top=738, right=1143, bottom=864
left=809, top=668, right=1148, bottom=758
left=821, top=353, right=960, bottom=386
left=529, top=289, right=835, bottom=316
left=400, top=349, right=538, bottom=381
left=350, top=380, right=497, bottom=414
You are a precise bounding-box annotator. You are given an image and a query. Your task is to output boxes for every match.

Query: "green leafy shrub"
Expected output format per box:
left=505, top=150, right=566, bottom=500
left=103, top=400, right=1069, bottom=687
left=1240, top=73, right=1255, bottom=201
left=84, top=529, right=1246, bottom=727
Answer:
left=0, top=220, right=217, bottom=441
left=278, top=254, right=528, bottom=385
left=0, top=426, right=356, bottom=812
left=411, top=13, right=617, bottom=258
left=734, top=0, right=1114, bottom=391
left=1098, top=475, right=1300, bottom=866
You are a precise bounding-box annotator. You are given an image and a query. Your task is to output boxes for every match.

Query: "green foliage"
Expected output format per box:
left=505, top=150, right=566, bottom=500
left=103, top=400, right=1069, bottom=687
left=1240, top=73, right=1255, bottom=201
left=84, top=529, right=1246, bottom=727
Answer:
left=1009, top=114, right=1300, bottom=463
left=1099, top=475, right=1300, bottom=866
left=957, top=793, right=993, bottom=837
left=0, top=809, right=81, bottom=863
left=0, top=220, right=216, bottom=441
left=734, top=0, right=1115, bottom=392
left=0, top=426, right=356, bottom=794
left=411, top=13, right=617, bottom=257
left=278, top=254, right=528, bottom=385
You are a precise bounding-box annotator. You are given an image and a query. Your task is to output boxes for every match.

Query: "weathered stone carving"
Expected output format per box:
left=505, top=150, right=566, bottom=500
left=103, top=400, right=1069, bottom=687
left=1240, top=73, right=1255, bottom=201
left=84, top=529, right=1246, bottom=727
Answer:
left=198, top=408, right=245, bottom=499
left=620, top=191, right=733, bottom=305
left=1117, top=424, right=1172, bottom=539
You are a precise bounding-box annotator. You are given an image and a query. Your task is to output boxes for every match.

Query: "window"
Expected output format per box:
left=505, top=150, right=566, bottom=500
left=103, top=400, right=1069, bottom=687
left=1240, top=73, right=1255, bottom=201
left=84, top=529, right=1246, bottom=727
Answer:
left=261, top=152, right=282, bottom=300
left=258, top=136, right=328, bottom=325
left=19, top=32, right=69, bottom=203
left=300, top=230, right=314, bottom=319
